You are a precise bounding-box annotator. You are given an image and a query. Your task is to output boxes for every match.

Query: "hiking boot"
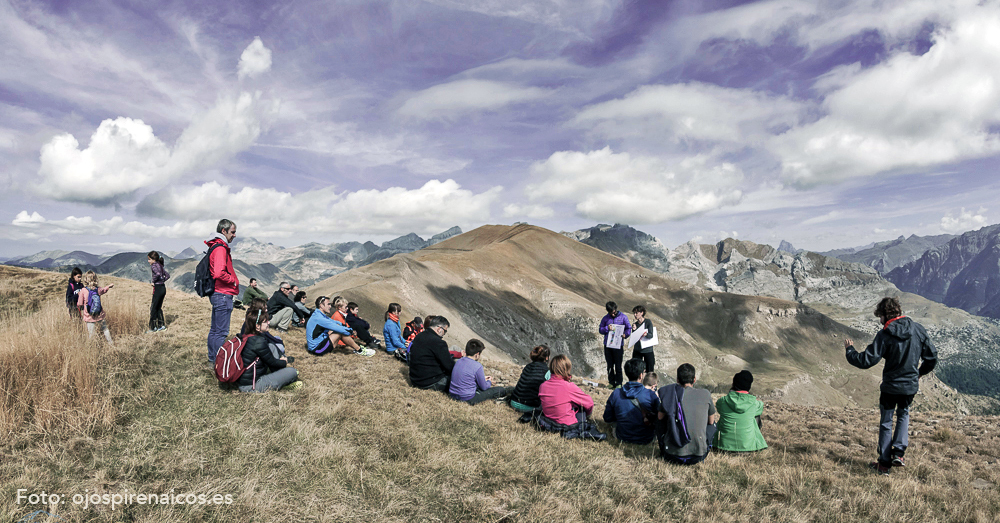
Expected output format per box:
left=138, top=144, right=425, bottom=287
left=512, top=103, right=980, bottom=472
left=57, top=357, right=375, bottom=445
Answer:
left=891, top=455, right=906, bottom=468
left=354, top=348, right=376, bottom=357
left=869, top=461, right=890, bottom=476
left=286, top=356, right=295, bottom=363
left=281, top=380, right=304, bottom=391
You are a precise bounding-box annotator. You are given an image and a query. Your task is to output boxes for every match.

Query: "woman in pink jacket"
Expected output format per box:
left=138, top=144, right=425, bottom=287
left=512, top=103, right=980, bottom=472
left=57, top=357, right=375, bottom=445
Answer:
left=538, top=354, right=594, bottom=426
left=77, top=270, right=114, bottom=343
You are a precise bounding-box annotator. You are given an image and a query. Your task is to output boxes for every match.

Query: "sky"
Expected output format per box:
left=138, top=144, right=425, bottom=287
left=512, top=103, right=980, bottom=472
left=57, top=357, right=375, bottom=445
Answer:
left=3, top=0, right=1000, bottom=258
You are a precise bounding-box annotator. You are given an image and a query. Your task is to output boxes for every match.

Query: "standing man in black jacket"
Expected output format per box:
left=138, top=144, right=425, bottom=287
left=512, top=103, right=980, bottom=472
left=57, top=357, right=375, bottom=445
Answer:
left=408, top=316, right=455, bottom=391
left=845, top=297, right=937, bottom=475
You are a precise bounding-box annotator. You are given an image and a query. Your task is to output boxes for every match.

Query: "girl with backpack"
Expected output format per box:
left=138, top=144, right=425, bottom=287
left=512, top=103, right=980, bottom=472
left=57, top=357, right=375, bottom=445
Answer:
left=231, top=306, right=301, bottom=392
left=77, top=270, right=114, bottom=343
left=66, top=267, right=84, bottom=319
left=147, top=251, right=170, bottom=332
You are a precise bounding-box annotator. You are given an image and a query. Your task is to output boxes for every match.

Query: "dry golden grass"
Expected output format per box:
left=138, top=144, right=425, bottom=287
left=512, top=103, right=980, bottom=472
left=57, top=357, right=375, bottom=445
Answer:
left=2, top=265, right=1000, bottom=522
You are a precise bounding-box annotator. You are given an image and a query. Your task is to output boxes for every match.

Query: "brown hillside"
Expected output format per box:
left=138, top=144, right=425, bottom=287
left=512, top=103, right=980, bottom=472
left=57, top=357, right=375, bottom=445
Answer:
left=308, top=225, right=989, bottom=412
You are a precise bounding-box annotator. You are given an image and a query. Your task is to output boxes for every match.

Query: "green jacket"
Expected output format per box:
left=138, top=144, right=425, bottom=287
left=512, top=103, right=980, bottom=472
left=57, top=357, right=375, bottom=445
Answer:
left=713, top=391, right=767, bottom=452
left=242, top=285, right=267, bottom=305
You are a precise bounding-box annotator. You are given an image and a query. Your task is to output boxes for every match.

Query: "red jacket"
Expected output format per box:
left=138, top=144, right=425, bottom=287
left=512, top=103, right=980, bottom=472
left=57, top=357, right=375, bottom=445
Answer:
left=538, top=375, right=594, bottom=425
left=206, top=237, right=239, bottom=295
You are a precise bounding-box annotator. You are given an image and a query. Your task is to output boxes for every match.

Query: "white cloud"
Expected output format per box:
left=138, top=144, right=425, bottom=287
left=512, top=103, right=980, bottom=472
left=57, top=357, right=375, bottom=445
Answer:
left=503, top=203, right=555, bottom=220
left=135, top=179, right=501, bottom=236
left=238, top=37, right=272, bottom=80
left=573, top=83, right=802, bottom=144
left=941, top=207, right=988, bottom=233
left=526, top=147, right=743, bottom=223
left=36, top=91, right=274, bottom=205
left=9, top=211, right=214, bottom=240
left=418, top=0, right=617, bottom=35
left=398, top=79, right=550, bottom=120
left=774, top=7, right=1000, bottom=185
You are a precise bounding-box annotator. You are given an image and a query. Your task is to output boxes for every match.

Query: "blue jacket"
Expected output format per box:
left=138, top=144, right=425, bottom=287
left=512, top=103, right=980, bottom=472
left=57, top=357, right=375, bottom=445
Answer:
left=306, top=309, right=351, bottom=353
left=603, top=382, right=659, bottom=444
left=383, top=318, right=406, bottom=353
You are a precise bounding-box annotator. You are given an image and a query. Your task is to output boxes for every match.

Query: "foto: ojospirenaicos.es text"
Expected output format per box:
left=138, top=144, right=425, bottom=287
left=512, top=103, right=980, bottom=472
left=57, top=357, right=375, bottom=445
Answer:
left=16, top=488, right=234, bottom=511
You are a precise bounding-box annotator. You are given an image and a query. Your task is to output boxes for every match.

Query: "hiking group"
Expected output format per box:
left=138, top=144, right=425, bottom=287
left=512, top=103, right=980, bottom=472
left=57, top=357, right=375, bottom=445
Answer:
left=68, top=217, right=933, bottom=473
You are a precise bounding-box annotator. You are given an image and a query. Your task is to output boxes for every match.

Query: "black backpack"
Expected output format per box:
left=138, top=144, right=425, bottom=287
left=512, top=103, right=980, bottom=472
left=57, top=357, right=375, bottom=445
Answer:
left=194, top=243, right=223, bottom=298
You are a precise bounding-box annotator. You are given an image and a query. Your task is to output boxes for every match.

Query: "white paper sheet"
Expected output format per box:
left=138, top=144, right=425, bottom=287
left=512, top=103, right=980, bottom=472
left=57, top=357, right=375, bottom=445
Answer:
left=627, top=328, right=647, bottom=349
left=640, top=327, right=658, bottom=349
left=605, top=323, right=625, bottom=349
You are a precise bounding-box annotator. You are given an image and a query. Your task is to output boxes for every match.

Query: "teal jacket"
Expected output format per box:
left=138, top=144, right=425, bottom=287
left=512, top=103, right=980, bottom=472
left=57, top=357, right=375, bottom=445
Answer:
left=713, top=391, right=767, bottom=452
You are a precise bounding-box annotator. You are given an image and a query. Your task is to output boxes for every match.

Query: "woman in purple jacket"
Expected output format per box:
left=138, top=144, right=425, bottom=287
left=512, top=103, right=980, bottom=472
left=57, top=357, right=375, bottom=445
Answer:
left=147, top=251, right=170, bottom=332
left=598, top=301, right=631, bottom=389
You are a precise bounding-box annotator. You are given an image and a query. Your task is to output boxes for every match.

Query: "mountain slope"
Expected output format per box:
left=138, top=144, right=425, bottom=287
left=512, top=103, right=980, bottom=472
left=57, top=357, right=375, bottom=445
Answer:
left=309, top=224, right=991, bottom=412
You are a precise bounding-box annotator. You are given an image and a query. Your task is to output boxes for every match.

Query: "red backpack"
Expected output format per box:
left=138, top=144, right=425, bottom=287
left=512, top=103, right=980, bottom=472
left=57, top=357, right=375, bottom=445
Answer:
left=215, top=334, right=259, bottom=389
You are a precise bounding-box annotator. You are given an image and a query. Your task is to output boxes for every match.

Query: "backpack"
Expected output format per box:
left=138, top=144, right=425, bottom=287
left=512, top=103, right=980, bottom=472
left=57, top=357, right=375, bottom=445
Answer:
left=194, top=243, right=223, bottom=297
left=215, top=334, right=259, bottom=388
left=86, top=288, right=103, bottom=317
left=658, top=384, right=691, bottom=448
left=626, top=391, right=653, bottom=427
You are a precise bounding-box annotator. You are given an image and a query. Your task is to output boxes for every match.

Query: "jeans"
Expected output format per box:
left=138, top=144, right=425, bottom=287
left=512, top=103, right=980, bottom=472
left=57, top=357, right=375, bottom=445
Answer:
left=878, top=392, right=914, bottom=466
left=632, top=348, right=655, bottom=374
left=660, top=424, right=717, bottom=465
left=207, top=293, right=234, bottom=363
left=454, top=386, right=509, bottom=405
left=238, top=367, right=299, bottom=392
left=604, top=347, right=624, bottom=388
left=417, top=375, right=449, bottom=392
left=149, top=284, right=166, bottom=330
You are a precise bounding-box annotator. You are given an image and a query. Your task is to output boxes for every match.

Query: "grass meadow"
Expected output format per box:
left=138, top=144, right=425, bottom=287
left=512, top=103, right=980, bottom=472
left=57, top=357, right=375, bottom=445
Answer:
left=2, top=265, right=1000, bottom=522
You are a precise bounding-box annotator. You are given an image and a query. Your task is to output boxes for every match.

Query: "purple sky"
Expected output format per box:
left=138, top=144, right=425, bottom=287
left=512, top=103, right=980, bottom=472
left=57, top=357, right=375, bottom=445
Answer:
left=2, top=0, right=999, bottom=258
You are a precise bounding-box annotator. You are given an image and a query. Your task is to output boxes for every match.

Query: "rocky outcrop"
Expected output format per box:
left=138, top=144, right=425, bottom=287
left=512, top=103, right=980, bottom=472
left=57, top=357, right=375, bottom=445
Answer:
left=887, top=224, right=1000, bottom=318
left=824, top=233, right=955, bottom=274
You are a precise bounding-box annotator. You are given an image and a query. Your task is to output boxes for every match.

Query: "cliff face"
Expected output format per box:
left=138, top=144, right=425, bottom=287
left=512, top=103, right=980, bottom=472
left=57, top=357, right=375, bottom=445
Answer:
left=824, top=233, right=956, bottom=274
left=887, top=225, right=1000, bottom=318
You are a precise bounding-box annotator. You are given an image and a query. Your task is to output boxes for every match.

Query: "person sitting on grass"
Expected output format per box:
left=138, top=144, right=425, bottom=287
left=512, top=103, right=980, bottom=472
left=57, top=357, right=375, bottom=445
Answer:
left=657, top=363, right=717, bottom=465
left=267, top=282, right=297, bottom=333
left=508, top=344, right=551, bottom=414
left=403, top=316, right=423, bottom=349
left=346, top=302, right=383, bottom=350
left=292, top=290, right=311, bottom=327
left=408, top=315, right=455, bottom=391
left=538, top=354, right=594, bottom=432
left=713, top=370, right=767, bottom=453
left=603, top=358, right=660, bottom=445
left=449, top=339, right=509, bottom=405
left=643, top=372, right=658, bottom=392
left=305, top=296, right=357, bottom=356
left=242, top=278, right=267, bottom=307
left=78, top=270, right=115, bottom=343
left=331, top=296, right=375, bottom=357
left=233, top=307, right=301, bottom=392
left=422, top=315, right=463, bottom=359
left=383, top=303, right=407, bottom=357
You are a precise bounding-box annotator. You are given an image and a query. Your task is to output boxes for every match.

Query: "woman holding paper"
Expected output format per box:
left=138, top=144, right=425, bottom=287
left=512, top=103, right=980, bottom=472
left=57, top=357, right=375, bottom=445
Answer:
left=631, top=305, right=656, bottom=373
left=598, top=301, right=631, bottom=389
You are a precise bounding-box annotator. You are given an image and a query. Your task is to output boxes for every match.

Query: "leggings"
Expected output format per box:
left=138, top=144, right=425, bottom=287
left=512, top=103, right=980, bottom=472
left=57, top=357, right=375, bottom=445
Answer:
left=149, top=284, right=166, bottom=330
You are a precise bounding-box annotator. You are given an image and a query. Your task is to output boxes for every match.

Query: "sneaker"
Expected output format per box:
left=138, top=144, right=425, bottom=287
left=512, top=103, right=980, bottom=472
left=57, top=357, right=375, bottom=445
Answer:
left=156, top=325, right=167, bottom=332
left=354, top=348, right=376, bottom=357
left=869, top=461, right=890, bottom=476
left=891, top=455, right=906, bottom=468
left=281, top=380, right=304, bottom=391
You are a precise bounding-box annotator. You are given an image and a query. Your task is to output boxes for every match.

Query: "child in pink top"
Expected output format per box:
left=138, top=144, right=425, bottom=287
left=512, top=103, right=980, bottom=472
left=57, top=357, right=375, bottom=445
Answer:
left=538, top=354, right=594, bottom=425
left=77, top=270, right=114, bottom=343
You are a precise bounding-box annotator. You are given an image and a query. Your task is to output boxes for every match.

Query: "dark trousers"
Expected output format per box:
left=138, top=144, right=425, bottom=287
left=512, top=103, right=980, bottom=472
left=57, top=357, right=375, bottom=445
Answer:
left=660, top=424, right=717, bottom=465
left=354, top=326, right=375, bottom=345
left=632, top=348, right=655, bottom=374
left=149, top=284, right=166, bottom=330
left=604, top=347, right=624, bottom=388
left=878, top=392, right=914, bottom=467
left=462, top=386, right=509, bottom=405
left=416, top=375, right=449, bottom=392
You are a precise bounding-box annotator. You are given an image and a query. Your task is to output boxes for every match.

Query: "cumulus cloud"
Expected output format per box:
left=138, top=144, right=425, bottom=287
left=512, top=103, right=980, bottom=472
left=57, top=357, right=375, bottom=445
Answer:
left=502, top=203, right=555, bottom=220
left=135, top=179, right=501, bottom=236
left=9, top=211, right=214, bottom=240
left=398, top=79, right=550, bottom=120
left=774, top=8, right=1000, bottom=186
left=526, top=147, right=743, bottom=223
left=36, top=91, right=274, bottom=205
left=238, top=37, right=273, bottom=80
left=941, top=207, right=988, bottom=233
left=573, top=83, right=803, bottom=144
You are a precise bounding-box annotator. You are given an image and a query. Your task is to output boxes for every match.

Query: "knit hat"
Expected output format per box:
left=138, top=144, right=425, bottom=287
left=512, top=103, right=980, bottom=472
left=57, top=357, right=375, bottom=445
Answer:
left=732, top=370, right=753, bottom=392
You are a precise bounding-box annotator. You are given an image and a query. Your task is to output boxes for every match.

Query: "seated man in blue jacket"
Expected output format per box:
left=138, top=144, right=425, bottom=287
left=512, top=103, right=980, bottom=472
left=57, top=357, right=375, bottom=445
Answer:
left=306, top=296, right=354, bottom=356
left=603, top=358, right=660, bottom=444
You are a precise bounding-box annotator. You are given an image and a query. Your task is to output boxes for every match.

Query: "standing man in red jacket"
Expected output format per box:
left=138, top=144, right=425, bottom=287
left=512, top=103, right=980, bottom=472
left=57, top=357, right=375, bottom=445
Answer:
left=206, top=219, right=239, bottom=363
